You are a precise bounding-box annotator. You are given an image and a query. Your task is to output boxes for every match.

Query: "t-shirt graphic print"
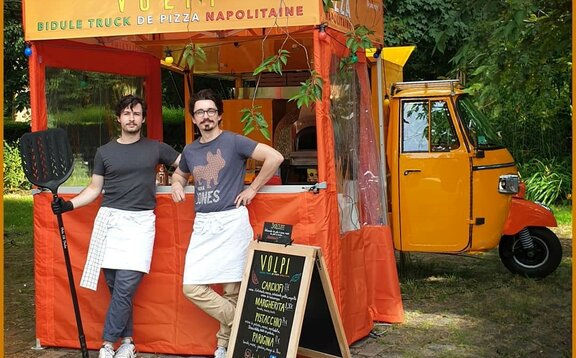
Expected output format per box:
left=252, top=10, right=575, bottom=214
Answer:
left=179, top=131, right=258, bottom=213
left=194, top=149, right=226, bottom=206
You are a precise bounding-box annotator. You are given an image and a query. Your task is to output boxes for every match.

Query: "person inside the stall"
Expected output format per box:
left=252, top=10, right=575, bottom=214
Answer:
left=170, top=89, right=284, bottom=358
left=51, top=95, right=181, bottom=358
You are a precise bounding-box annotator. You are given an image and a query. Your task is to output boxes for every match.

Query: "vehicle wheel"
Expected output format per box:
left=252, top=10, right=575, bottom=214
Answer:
left=499, top=227, right=562, bottom=278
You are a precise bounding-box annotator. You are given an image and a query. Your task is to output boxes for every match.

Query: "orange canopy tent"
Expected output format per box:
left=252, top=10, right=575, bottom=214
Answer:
left=22, top=0, right=403, bottom=355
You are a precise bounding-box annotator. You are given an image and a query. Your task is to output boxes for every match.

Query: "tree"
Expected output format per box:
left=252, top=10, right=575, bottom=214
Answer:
left=384, top=0, right=471, bottom=80
left=4, top=0, right=29, bottom=118
left=384, top=0, right=572, bottom=204
left=450, top=0, right=571, bottom=163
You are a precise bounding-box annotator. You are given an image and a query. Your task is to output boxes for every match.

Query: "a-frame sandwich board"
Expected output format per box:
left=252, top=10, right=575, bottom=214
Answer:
left=228, top=241, right=351, bottom=358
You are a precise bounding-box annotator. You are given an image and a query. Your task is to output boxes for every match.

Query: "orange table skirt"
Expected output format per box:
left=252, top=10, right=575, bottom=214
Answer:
left=33, top=191, right=403, bottom=355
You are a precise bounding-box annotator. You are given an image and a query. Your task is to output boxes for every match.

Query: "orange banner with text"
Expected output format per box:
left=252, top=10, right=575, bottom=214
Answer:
left=23, top=0, right=321, bottom=41
left=321, top=0, right=383, bottom=44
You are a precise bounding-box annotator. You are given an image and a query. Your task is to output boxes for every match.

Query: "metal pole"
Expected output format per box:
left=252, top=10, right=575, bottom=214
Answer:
left=53, top=195, right=89, bottom=358
left=376, top=55, right=389, bottom=225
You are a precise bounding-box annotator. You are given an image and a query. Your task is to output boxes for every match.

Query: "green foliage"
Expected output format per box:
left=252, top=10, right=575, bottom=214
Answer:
left=288, top=70, right=323, bottom=108
left=162, top=106, right=184, bottom=124
left=63, top=156, right=91, bottom=187
left=240, top=106, right=271, bottom=140
left=50, top=105, right=114, bottom=125
left=4, top=120, right=31, bottom=143
left=385, top=0, right=572, bottom=197
left=182, top=43, right=207, bottom=69
left=384, top=0, right=470, bottom=80
left=45, top=68, right=144, bottom=117
left=162, top=106, right=185, bottom=151
left=449, top=0, right=571, bottom=164
left=520, top=157, right=572, bottom=206
left=4, top=0, right=29, bottom=117
left=253, top=49, right=290, bottom=76
left=322, top=0, right=334, bottom=12
left=3, top=140, right=31, bottom=193
left=550, top=204, right=572, bottom=227
left=345, top=25, right=374, bottom=54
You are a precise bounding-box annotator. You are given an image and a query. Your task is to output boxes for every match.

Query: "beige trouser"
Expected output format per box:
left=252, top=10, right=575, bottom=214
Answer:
left=183, top=282, right=240, bottom=348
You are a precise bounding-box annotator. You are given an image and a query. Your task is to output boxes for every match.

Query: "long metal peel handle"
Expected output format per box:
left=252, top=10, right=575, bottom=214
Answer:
left=53, top=195, right=89, bottom=358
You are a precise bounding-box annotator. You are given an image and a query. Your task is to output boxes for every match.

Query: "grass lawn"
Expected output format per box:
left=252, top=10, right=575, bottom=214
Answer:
left=4, top=193, right=35, bottom=355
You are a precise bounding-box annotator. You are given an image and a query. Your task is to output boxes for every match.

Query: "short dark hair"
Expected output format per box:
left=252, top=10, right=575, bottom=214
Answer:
left=189, top=89, right=223, bottom=116
left=115, top=95, right=147, bottom=118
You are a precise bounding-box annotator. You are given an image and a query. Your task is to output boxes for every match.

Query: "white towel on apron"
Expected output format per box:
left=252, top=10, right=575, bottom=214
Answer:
left=183, top=206, right=253, bottom=285
left=80, top=207, right=155, bottom=291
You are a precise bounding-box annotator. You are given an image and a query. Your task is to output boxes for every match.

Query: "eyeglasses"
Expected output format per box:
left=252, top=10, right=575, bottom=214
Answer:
left=193, top=108, right=218, bottom=118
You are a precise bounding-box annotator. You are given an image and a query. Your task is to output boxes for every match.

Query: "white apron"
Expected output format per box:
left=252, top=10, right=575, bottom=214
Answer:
left=80, top=207, right=155, bottom=291
left=183, top=206, right=253, bottom=284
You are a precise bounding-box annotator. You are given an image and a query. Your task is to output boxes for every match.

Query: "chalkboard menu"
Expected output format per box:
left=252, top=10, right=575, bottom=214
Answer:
left=233, top=250, right=305, bottom=357
left=261, top=222, right=293, bottom=245
left=228, top=241, right=351, bottom=358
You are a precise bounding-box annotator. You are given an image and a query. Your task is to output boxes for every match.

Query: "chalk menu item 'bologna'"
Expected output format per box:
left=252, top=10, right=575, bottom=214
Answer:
left=233, top=249, right=305, bottom=358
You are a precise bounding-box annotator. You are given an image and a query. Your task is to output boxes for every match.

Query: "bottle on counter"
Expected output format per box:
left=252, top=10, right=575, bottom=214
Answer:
left=156, top=164, right=168, bottom=185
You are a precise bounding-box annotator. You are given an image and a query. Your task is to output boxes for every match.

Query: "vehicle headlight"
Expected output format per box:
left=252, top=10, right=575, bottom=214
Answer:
left=498, top=174, right=520, bottom=194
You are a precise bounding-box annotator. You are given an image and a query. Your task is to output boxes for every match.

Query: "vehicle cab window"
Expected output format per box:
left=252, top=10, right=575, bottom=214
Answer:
left=402, top=100, right=459, bottom=153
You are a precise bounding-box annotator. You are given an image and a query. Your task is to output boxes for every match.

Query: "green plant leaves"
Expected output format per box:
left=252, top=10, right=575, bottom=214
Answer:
left=3, top=140, right=31, bottom=193
left=344, top=25, right=374, bottom=54
left=182, top=43, right=207, bottom=69
left=253, top=49, right=290, bottom=76
left=521, top=158, right=572, bottom=206
left=240, top=106, right=271, bottom=140
left=288, top=70, right=323, bottom=108
left=322, top=0, right=334, bottom=12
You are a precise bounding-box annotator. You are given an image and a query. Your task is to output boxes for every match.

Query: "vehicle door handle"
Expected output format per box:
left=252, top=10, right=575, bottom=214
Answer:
left=403, top=169, right=422, bottom=176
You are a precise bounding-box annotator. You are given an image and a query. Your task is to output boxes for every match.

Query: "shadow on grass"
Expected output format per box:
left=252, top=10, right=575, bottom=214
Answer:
left=388, top=238, right=572, bottom=357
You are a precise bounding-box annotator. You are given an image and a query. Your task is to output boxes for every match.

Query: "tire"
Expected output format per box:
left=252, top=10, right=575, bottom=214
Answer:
left=499, top=227, right=563, bottom=278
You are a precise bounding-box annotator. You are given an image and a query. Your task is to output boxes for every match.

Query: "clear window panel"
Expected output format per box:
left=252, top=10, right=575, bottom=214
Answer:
left=402, top=101, right=429, bottom=152
left=45, top=68, right=144, bottom=186
left=430, top=101, right=459, bottom=152
left=330, top=56, right=361, bottom=233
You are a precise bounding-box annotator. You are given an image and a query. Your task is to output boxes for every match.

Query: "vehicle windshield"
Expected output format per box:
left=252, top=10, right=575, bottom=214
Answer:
left=456, top=95, right=504, bottom=149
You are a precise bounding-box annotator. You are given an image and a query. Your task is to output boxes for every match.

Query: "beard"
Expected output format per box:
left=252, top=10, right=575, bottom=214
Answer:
left=200, top=119, right=218, bottom=131
left=122, top=122, right=142, bottom=134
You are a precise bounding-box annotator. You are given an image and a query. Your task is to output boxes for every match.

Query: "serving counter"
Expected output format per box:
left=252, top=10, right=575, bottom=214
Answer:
left=33, top=185, right=402, bottom=355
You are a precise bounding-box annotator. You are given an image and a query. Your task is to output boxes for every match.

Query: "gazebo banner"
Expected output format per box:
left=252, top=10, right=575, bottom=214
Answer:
left=23, top=0, right=383, bottom=44
left=23, top=0, right=322, bottom=40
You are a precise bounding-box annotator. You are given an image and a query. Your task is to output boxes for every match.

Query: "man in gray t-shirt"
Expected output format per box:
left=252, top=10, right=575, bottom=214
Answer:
left=171, top=89, right=283, bottom=358
left=52, top=95, right=180, bottom=358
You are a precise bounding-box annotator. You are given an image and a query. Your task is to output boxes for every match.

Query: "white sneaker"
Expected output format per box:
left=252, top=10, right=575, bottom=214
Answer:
left=114, top=342, right=136, bottom=358
left=214, top=346, right=226, bottom=358
left=98, top=344, right=115, bottom=358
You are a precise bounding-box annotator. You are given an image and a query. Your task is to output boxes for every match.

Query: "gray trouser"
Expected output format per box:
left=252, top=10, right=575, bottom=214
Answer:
left=102, top=269, right=144, bottom=342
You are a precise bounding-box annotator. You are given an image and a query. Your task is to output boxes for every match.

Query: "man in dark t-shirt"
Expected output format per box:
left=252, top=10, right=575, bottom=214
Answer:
left=171, top=89, right=284, bottom=358
left=52, top=95, right=180, bottom=358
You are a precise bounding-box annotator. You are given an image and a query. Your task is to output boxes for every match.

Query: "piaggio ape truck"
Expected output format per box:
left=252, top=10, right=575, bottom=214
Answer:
left=382, top=79, right=562, bottom=278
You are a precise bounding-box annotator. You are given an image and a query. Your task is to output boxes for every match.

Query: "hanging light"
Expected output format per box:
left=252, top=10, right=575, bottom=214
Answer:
left=24, top=44, right=32, bottom=57
left=164, top=49, right=174, bottom=65
left=318, top=23, right=328, bottom=41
